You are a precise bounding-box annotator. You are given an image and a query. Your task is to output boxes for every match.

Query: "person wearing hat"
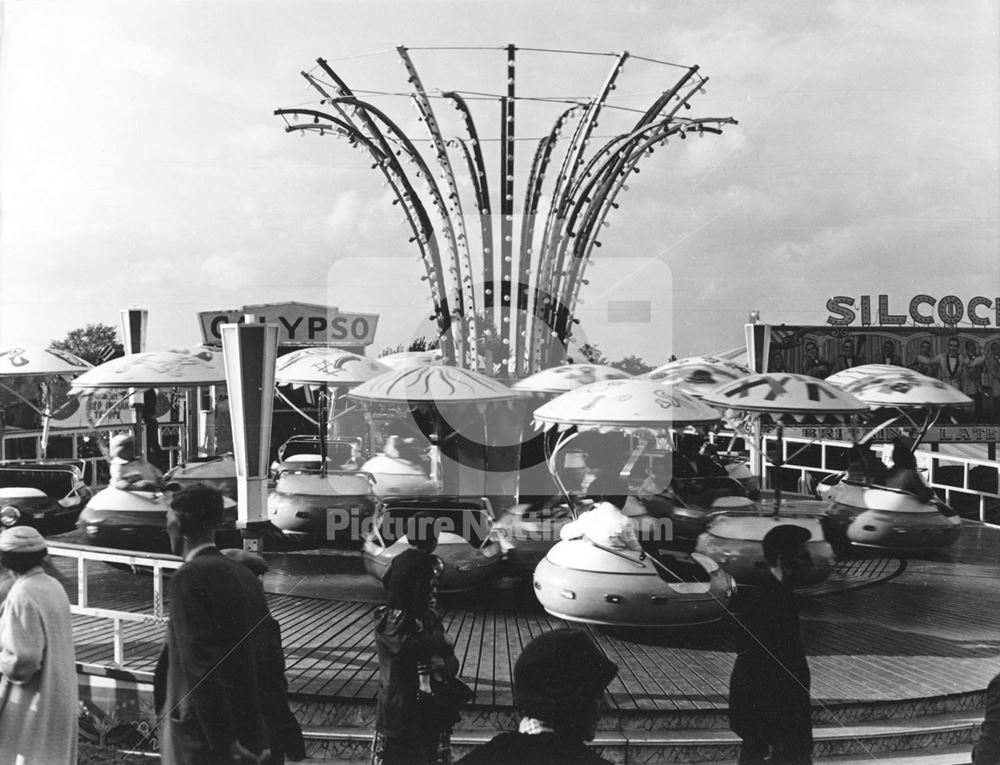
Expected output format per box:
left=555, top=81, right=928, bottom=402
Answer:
left=154, top=486, right=272, bottom=764
left=0, top=526, right=78, bottom=765
left=110, top=432, right=164, bottom=491
left=372, top=512, right=464, bottom=765
left=456, top=628, right=618, bottom=764
left=729, top=524, right=815, bottom=764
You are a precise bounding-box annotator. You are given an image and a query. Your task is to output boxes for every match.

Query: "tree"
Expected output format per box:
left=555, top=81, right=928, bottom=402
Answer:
left=50, top=323, right=124, bottom=366
left=575, top=343, right=608, bottom=365
left=610, top=355, right=655, bottom=376
left=378, top=336, right=441, bottom=357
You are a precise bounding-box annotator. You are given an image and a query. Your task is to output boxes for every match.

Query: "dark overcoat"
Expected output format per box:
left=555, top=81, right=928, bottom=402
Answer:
left=729, top=574, right=812, bottom=760
left=154, top=548, right=271, bottom=765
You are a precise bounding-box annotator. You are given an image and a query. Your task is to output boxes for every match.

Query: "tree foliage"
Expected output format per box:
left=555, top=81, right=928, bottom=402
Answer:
left=610, top=354, right=655, bottom=376
left=50, top=323, right=124, bottom=366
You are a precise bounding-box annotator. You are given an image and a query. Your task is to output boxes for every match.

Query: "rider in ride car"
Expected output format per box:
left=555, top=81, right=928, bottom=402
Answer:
left=672, top=434, right=728, bottom=480
left=559, top=476, right=642, bottom=552
left=109, top=433, right=164, bottom=491
left=882, top=439, right=935, bottom=503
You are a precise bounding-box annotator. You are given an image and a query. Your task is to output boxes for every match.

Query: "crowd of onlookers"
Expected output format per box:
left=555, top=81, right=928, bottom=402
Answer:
left=1, top=483, right=998, bottom=764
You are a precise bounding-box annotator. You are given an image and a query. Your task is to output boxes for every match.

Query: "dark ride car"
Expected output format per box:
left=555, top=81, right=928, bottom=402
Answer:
left=363, top=496, right=502, bottom=592
left=0, top=460, right=92, bottom=534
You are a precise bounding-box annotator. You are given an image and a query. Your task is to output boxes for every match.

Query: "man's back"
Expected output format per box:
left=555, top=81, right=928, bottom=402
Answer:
left=157, top=549, right=271, bottom=762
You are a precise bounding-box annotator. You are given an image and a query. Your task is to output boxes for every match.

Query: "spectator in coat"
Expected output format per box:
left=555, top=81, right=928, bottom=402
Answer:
left=372, top=512, right=461, bottom=765
left=0, top=526, right=78, bottom=765
left=456, top=628, right=619, bottom=765
left=729, top=524, right=815, bottom=764
left=220, top=549, right=305, bottom=765
left=154, top=486, right=272, bottom=764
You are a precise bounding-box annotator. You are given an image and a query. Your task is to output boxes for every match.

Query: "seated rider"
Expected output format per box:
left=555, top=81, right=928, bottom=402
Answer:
left=845, top=443, right=887, bottom=485
left=671, top=434, right=735, bottom=506
left=881, top=438, right=935, bottom=503
left=559, top=476, right=642, bottom=552
left=109, top=433, right=164, bottom=491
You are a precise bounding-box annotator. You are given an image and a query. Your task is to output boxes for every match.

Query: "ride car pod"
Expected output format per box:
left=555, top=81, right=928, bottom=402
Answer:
left=268, top=468, right=378, bottom=546
left=0, top=461, right=92, bottom=534
left=363, top=497, right=502, bottom=592
left=77, top=487, right=241, bottom=553
left=694, top=506, right=835, bottom=587
left=533, top=539, right=735, bottom=627
left=818, top=475, right=961, bottom=549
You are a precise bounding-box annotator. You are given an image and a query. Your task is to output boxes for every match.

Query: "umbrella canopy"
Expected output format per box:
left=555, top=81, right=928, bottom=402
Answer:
left=70, top=347, right=226, bottom=391
left=349, top=365, right=515, bottom=404
left=825, top=364, right=972, bottom=409
left=378, top=349, right=444, bottom=370
left=533, top=378, right=722, bottom=432
left=0, top=346, right=92, bottom=378
left=643, top=356, right=752, bottom=397
left=701, top=372, right=868, bottom=422
left=512, top=364, right=632, bottom=395
left=275, top=348, right=390, bottom=390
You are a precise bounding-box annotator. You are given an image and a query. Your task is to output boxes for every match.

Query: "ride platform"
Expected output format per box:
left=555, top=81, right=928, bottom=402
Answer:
left=62, top=525, right=1000, bottom=762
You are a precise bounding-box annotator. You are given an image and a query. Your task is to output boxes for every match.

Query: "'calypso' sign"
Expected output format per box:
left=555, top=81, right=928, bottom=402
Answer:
left=199, top=302, right=379, bottom=347
left=826, top=294, right=1000, bottom=327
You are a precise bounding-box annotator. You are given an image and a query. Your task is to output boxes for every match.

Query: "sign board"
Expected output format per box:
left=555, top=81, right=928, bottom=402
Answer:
left=773, top=424, right=1000, bottom=446
left=825, top=294, right=1000, bottom=327
left=198, top=302, right=379, bottom=348
left=746, top=323, right=1000, bottom=438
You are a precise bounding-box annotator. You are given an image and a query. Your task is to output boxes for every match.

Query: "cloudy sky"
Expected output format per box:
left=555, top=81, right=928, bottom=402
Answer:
left=1, top=0, right=997, bottom=364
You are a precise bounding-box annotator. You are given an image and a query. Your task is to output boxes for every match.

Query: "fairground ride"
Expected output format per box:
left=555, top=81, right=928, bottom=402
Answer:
left=275, top=46, right=736, bottom=376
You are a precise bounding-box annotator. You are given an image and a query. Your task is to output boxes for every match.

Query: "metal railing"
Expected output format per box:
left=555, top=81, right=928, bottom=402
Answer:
left=763, top=434, right=1000, bottom=523
left=48, top=541, right=182, bottom=669
left=1, top=422, right=186, bottom=488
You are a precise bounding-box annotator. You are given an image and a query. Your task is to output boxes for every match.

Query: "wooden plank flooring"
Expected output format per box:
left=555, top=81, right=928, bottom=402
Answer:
left=65, top=525, right=1000, bottom=713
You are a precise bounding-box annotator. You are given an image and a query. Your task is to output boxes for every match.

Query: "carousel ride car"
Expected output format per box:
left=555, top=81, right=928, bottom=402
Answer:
left=70, top=347, right=244, bottom=552
left=350, top=364, right=517, bottom=499
left=165, top=453, right=238, bottom=497
left=266, top=349, right=390, bottom=544
left=529, top=378, right=738, bottom=626
left=362, top=496, right=503, bottom=592
left=0, top=460, right=92, bottom=534
left=813, top=364, right=970, bottom=550
left=697, top=372, right=869, bottom=587
left=77, top=486, right=241, bottom=553
left=0, top=346, right=94, bottom=533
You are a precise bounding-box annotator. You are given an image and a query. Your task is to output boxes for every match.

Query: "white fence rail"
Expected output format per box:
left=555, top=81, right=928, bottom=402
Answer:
left=1, top=422, right=186, bottom=487
left=48, top=541, right=181, bottom=668
left=762, top=434, right=1000, bottom=523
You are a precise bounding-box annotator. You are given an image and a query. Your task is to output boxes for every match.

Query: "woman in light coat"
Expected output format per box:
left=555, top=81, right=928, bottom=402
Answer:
left=0, top=526, right=78, bottom=765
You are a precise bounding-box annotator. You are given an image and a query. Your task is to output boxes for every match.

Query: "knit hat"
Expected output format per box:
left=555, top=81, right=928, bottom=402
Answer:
left=513, top=629, right=618, bottom=721
left=0, top=526, right=47, bottom=553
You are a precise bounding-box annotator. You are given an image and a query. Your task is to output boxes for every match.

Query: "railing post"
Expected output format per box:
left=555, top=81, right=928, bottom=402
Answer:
left=113, top=618, right=124, bottom=668
left=153, top=564, right=164, bottom=618
left=77, top=555, right=88, bottom=608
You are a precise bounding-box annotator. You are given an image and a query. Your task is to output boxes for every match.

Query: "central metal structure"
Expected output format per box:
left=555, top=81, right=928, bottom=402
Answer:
left=275, top=46, right=736, bottom=376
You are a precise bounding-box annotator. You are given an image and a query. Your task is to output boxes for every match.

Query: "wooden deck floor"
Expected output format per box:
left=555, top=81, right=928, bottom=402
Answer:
left=67, top=525, right=1000, bottom=713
